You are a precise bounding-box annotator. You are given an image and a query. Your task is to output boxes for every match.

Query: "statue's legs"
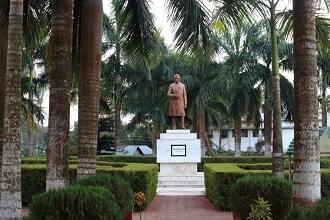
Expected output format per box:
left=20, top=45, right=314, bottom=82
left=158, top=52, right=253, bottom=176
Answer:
left=171, top=117, right=176, bottom=129
left=180, top=116, right=185, bottom=129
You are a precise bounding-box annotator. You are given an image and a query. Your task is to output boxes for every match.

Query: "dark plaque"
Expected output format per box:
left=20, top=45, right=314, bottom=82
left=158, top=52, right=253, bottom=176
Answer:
left=171, top=145, right=186, bottom=156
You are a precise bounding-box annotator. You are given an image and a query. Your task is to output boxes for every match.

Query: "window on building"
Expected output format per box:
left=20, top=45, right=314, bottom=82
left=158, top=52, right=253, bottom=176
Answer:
left=253, top=129, right=260, bottom=137
left=241, top=129, right=248, bottom=137
left=261, top=129, right=265, bottom=136
left=221, top=130, right=228, bottom=138
left=232, top=130, right=235, bottom=137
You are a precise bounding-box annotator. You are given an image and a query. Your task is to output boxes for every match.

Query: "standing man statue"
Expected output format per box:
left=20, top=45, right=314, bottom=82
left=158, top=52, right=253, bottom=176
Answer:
left=167, top=73, right=187, bottom=129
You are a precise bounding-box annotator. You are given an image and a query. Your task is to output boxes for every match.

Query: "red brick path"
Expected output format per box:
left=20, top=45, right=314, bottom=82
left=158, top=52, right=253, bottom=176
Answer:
left=133, top=196, right=233, bottom=220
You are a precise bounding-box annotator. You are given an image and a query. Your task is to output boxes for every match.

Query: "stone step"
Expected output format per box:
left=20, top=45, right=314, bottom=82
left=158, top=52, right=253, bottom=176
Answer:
left=158, top=180, right=205, bottom=185
left=158, top=175, right=204, bottom=182
left=157, top=187, right=205, bottom=196
left=166, top=129, right=191, bottom=134
left=159, top=133, right=197, bottom=140
left=157, top=183, right=205, bottom=188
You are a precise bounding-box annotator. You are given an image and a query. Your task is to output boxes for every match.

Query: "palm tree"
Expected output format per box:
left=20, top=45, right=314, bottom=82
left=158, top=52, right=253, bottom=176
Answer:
left=0, top=0, right=23, bottom=218
left=46, top=0, right=73, bottom=190
left=0, top=1, right=7, bottom=182
left=215, top=23, right=263, bottom=156
left=77, top=0, right=103, bottom=179
left=293, top=0, right=320, bottom=206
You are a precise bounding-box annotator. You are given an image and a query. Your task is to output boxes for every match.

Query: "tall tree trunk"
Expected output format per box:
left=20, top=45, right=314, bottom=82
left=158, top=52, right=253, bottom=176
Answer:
left=27, top=91, right=34, bottom=156
left=151, top=126, right=159, bottom=156
left=293, top=0, right=320, bottom=206
left=197, top=110, right=206, bottom=156
left=264, top=78, right=272, bottom=156
left=321, top=74, right=327, bottom=127
left=46, top=0, right=73, bottom=189
left=114, top=35, right=121, bottom=153
left=77, top=0, right=103, bottom=179
left=0, top=13, right=8, bottom=187
left=234, top=116, right=241, bottom=157
left=0, top=0, right=23, bottom=218
left=270, top=1, right=284, bottom=177
left=114, top=103, right=121, bottom=152
left=218, top=128, right=222, bottom=149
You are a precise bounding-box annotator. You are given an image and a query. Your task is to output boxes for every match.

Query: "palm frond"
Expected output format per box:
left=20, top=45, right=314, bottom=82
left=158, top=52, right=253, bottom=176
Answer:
left=115, top=0, right=159, bottom=66
left=167, top=0, right=212, bottom=54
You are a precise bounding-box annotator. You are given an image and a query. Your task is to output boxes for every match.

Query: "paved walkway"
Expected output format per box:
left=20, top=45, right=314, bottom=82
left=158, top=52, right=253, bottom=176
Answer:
left=133, top=196, right=233, bottom=220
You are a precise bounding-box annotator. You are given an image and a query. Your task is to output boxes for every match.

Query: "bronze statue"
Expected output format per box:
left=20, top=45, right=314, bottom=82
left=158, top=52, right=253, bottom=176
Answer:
left=167, top=73, right=187, bottom=129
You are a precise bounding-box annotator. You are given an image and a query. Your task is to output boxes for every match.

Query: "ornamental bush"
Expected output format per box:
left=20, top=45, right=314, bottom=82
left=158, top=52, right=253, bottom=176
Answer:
left=229, top=175, right=292, bottom=220
left=74, top=174, right=134, bottom=215
left=29, top=185, right=122, bottom=220
left=285, top=198, right=330, bottom=220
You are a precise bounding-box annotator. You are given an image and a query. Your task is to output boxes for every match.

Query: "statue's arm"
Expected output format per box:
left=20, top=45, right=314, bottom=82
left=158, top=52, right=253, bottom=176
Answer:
left=183, top=85, right=187, bottom=108
left=167, top=85, right=174, bottom=97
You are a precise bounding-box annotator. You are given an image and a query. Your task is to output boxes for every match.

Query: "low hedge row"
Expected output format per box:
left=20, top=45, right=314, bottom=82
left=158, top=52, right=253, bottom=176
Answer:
left=204, top=163, right=330, bottom=211
left=29, top=185, right=122, bottom=220
left=230, top=175, right=292, bottom=220
left=21, top=163, right=158, bottom=209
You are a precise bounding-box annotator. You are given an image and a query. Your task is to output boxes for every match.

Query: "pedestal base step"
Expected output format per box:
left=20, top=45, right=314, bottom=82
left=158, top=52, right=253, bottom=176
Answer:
left=157, top=172, right=205, bottom=195
left=157, top=187, right=205, bottom=196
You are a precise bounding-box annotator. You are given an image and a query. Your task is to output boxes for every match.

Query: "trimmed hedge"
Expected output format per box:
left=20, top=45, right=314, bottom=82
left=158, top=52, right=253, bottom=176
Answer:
left=22, top=163, right=158, bottom=210
left=204, top=163, right=330, bottom=211
left=97, top=155, right=157, bottom=164
left=29, top=185, right=121, bottom=220
left=285, top=198, right=330, bottom=220
left=74, top=174, right=134, bottom=214
left=229, top=175, right=292, bottom=220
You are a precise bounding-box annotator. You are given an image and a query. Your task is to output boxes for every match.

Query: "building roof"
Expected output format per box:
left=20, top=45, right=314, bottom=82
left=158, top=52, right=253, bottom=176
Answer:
left=123, top=145, right=153, bottom=155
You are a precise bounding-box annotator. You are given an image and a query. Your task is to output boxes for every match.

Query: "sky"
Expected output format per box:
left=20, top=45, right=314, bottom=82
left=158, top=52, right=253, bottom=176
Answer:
left=40, top=0, right=325, bottom=129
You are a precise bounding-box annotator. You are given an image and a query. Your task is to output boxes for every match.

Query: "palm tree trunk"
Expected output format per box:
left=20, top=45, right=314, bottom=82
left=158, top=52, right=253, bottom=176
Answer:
left=270, top=0, right=284, bottom=177
left=114, top=33, right=121, bottom=153
left=0, top=0, right=23, bottom=218
left=197, top=110, right=206, bottom=156
left=151, top=126, right=159, bottom=156
left=114, top=103, right=121, bottom=152
left=27, top=91, right=34, bottom=156
left=321, top=74, right=327, bottom=127
left=264, top=78, right=272, bottom=156
left=77, top=0, right=103, bottom=179
left=0, top=16, right=8, bottom=186
left=234, top=116, right=241, bottom=157
left=293, top=0, right=320, bottom=206
left=46, top=0, right=73, bottom=189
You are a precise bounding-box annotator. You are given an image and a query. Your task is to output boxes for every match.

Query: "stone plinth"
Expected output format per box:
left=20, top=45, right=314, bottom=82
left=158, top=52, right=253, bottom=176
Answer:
left=156, top=130, right=204, bottom=195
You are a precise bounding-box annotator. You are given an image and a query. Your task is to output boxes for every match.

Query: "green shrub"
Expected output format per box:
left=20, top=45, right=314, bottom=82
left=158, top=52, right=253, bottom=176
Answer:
left=285, top=198, right=330, bottom=220
left=229, top=175, right=292, bottom=220
left=29, top=185, right=122, bottom=220
left=22, top=163, right=158, bottom=210
left=304, top=198, right=330, bottom=219
left=74, top=174, right=134, bottom=214
left=204, top=163, right=330, bottom=212
left=247, top=197, right=273, bottom=220
left=97, top=155, right=157, bottom=163
left=204, top=163, right=272, bottom=210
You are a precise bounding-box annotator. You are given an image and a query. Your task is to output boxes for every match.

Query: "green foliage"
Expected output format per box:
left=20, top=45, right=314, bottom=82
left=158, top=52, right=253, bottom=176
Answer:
left=285, top=198, right=330, bottom=220
left=229, top=175, right=292, bottom=220
left=29, top=185, right=122, bottom=220
left=97, top=155, right=157, bottom=163
left=98, top=118, right=115, bottom=154
left=74, top=174, right=134, bottom=214
left=255, top=139, right=265, bottom=153
left=247, top=197, right=273, bottom=220
left=21, top=163, right=158, bottom=210
left=204, top=163, right=330, bottom=213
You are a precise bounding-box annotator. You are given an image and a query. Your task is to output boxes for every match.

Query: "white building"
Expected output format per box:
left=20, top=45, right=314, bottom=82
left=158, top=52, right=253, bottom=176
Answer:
left=211, top=113, right=330, bottom=152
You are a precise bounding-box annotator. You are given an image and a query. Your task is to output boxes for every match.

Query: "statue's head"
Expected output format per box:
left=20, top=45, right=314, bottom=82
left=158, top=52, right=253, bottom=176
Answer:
left=174, top=73, right=181, bottom=84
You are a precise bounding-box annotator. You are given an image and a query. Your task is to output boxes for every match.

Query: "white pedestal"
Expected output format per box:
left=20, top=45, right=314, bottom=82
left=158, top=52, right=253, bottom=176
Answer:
left=156, top=130, right=204, bottom=195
